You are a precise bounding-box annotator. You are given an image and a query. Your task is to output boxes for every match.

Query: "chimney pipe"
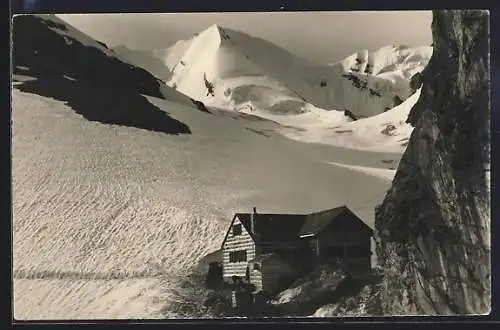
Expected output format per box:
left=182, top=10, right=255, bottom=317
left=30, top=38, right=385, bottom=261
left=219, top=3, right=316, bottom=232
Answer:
left=250, top=207, right=256, bottom=234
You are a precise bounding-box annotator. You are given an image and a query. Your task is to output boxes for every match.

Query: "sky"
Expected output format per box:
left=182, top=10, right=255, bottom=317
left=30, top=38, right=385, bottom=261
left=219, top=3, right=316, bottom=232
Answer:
left=58, top=11, right=432, bottom=64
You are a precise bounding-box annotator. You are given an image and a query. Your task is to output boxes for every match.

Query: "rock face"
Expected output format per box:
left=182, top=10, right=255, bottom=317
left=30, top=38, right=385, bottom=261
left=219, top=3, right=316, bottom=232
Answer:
left=374, top=10, right=490, bottom=315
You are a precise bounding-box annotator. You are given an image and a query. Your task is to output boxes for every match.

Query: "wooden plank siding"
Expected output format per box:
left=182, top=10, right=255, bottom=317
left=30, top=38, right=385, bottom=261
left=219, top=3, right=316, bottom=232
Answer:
left=222, top=216, right=256, bottom=281
left=247, top=257, right=296, bottom=294
left=249, top=268, right=263, bottom=292
left=261, top=258, right=295, bottom=294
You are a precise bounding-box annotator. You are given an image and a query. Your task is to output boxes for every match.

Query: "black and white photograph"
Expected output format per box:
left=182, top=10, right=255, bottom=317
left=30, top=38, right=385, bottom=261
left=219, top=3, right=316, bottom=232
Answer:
left=11, top=9, right=490, bottom=319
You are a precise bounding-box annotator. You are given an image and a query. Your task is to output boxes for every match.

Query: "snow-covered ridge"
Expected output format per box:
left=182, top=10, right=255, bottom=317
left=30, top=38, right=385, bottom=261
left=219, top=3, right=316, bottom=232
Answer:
left=44, top=14, right=116, bottom=57
left=160, top=24, right=431, bottom=117
left=162, top=39, right=194, bottom=71
left=241, top=88, right=422, bottom=153
left=82, top=21, right=430, bottom=152
left=336, top=44, right=433, bottom=80
left=112, top=45, right=174, bottom=83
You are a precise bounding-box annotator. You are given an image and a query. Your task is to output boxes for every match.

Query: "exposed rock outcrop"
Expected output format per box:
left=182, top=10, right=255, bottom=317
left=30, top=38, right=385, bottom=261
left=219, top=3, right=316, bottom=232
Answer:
left=374, top=10, right=490, bottom=315
left=12, top=15, right=165, bottom=99
left=12, top=15, right=193, bottom=135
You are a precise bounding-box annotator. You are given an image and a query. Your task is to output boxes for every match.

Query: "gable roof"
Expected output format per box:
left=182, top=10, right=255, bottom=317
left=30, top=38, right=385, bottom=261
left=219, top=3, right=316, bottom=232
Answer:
left=236, top=212, right=307, bottom=243
left=222, top=206, right=372, bottom=248
left=298, top=206, right=373, bottom=237
left=220, top=213, right=240, bottom=248
left=298, top=205, right=347, bottom=237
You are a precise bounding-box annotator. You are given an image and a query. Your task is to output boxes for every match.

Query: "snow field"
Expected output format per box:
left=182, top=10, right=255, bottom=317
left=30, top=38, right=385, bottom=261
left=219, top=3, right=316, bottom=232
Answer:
left=13, top=87, right=398, bottom=318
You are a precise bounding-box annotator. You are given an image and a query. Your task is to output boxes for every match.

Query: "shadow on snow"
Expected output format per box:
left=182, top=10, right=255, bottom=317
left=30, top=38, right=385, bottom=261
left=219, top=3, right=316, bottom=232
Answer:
left=15, top=75, right=192, bottom=135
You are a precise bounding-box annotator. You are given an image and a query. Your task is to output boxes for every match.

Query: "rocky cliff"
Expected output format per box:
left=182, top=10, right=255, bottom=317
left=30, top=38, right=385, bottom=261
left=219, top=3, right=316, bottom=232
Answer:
left=374, top=10, right=490, bottom=315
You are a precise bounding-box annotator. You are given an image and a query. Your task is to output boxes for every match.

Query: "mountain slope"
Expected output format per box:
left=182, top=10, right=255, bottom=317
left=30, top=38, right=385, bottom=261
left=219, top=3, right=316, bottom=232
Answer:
left=112, top=45, right=174, bottom=84
left=243, top=88, right=422, bottom=153
left=112, top=25, right=431, bottom=153
left=161, top=24, right=431, bottom=117
left=161, top=38, right=194, bottom=71
left=336, top=44, right=432, bottom=83
left=330, top=44, right=432, bottom=115
left=12, top=14, right=398, bottom=319
left=13, top=14, right=199, bottom=110
left=12, top=88, right=397, bottom=319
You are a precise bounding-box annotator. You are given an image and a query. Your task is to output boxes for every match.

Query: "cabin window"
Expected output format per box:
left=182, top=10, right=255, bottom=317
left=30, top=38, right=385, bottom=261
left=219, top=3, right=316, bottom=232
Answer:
left=229, top=250, right=247, bottom=263
left=233, top=224, right=242, bottom=236
left=253, top=263, right=260, bottom=271
left=346, top=245, right=370, bottom=258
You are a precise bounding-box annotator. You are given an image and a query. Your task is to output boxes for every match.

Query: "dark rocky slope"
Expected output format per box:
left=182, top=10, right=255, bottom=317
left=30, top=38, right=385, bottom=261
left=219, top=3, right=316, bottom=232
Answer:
left=374, top=10, right=490, bottom=315
left=12, top=15, right=193, bottom=135
left=12, top=15, right=164, bottom=99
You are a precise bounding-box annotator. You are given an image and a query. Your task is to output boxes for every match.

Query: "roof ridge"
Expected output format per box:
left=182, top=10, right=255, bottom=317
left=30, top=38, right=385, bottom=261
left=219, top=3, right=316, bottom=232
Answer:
left=307, top=205, right=348, bottom=214
left=236, top=212, right=309, bottom=216
left=235, top=205, right=348, bottom=217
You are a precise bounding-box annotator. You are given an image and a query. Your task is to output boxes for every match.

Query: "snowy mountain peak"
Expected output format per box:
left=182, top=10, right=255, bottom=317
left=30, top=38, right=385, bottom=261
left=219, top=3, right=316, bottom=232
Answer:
left=162, top=25, right=431, bottom=117
left=199, top=23, right=223, bottom=41
left=196, top=23, right=235, bottom=47
left=108, top=22, right=431, bottom=119
left=205, top=23, right=225, bottom=33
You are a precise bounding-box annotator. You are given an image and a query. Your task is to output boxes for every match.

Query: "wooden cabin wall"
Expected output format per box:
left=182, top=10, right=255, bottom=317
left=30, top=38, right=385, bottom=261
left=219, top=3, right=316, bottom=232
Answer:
left=317, top=230, right=372, bottom=271
left=261, top=259, right=295, bottom=294
left=222, top=216, right=256, bottom=281
left=249, top=265, right=263, bottom=292
left=260, top=241, right=303, bottom=263
left=318, top=230, right=369, bottom=246
left=259, top=241, right=303, bottom=250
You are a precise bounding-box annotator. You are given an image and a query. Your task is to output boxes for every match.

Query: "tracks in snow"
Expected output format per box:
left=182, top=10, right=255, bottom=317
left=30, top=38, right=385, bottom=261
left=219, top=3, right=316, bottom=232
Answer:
left=13, top=268, right=168, bottom=281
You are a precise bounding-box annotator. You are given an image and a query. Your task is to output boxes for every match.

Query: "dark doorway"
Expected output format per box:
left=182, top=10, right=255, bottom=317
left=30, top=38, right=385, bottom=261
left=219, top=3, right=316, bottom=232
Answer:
left=206, top=262, right=223, bottom=288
